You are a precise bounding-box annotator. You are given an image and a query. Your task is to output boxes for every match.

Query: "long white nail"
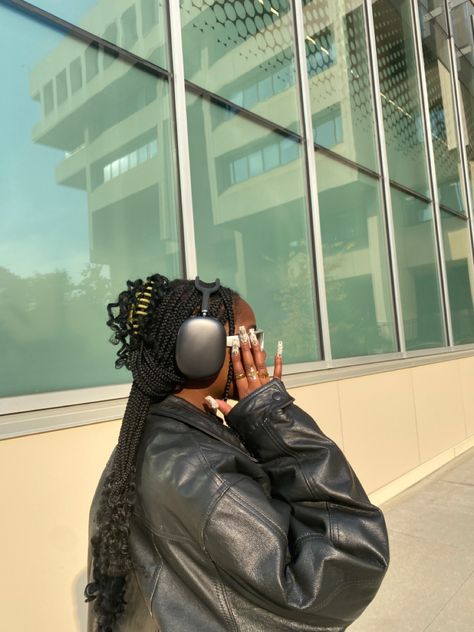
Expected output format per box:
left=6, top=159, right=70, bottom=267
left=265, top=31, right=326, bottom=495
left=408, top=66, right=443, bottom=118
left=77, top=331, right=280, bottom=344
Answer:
left=231, top=338, right=240, bottom=355
left=249, top=328, right=258, bottom=345
left=277, top=340, right=283, bottom=357
left=239, top=325, right=249, bottom=344
left=204, top=396, right=218, bottom=412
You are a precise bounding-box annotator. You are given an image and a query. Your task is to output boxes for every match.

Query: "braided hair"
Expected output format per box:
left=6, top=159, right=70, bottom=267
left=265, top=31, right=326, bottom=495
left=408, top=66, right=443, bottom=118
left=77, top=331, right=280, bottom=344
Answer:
left=84, top=273, right=238, bottom=631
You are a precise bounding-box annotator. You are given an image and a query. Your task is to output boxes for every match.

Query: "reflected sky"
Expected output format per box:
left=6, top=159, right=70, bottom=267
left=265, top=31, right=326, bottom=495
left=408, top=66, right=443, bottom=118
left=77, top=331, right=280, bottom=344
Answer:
left=0, top=6, right=88, bottom=279
left=29, top=1, right=98, bottom=23
left=0, top=3, right=180, bottom=397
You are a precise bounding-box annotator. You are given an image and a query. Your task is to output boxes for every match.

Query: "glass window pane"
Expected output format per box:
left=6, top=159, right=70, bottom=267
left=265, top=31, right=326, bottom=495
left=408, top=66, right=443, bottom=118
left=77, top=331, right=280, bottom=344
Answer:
left=440, top=211, right=474, bottom=344
left=142, top=0, right=161, bottom=37
left=30, top=0, right=169, bottom=68
left=121, top=6, right=138, bottom=50
left=316, top=152, right=397, bottom=358
left=451, top=1, right=474, bottom=64
left=0, top=6, right=181, bottom=397
left=181, top=1, right=300, bottom=133
left=70, top=56, right=83, bottom=93
left=232, top=156, right=249, bottom=183
left=418, top=0, right=447, bottom=33
left=85, top=41, right=99, bottom=81
left=390, top=188, right=445, bottom=349
left=186, top=92, right=321, bottom=364
left=56, top=68, right=68, bottom=106
left=373, top=0, right=430, bottom=196
left=263, top=144, right=279, bottom=170
left=418, top=3, right=466, bottom=213
left=458, top=53, right=474, bottom=205
left=303, top=0, right=379, bottom=171
left=248, top=150, right=263, bottom=177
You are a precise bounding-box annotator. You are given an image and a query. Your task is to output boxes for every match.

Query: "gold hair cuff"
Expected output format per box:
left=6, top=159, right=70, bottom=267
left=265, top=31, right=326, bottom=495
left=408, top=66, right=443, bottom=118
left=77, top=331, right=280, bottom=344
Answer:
left=128, top=280, right=155, bottom=330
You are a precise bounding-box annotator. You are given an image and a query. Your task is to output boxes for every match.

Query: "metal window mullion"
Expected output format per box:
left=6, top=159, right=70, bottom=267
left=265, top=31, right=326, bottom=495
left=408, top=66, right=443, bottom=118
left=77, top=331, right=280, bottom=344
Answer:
left=167, top=1, right=198, bottom=278
left=364, top=0, right=407, bottom=354
left=410, top=0, right=454, bottom=347
left=291, top=0, right=332, bottom=362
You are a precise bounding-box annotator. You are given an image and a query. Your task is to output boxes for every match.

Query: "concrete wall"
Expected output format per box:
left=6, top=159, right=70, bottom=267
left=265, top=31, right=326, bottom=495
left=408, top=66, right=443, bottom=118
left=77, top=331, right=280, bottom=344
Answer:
left=1, top=355, right=473, bottom=632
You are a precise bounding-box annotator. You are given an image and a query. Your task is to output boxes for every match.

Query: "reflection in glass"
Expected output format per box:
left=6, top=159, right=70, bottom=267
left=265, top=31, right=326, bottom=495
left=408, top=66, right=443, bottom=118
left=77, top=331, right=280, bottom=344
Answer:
left=316, top=153, right=397, bottom=358
left=31, top=0, right=168, bottom=68
left=458, top=53, right=474, bottom=203
left=418, top=4, right=465, bottom=213
left=186, top=92, right=320, bottom=364
left=180, top=0, right=300, bottom=133
left=451, top=0, right=474, bottom=68
left=373, top=0, right=430, bottom=196
left=417, top=0, right=448, bottom=34
left=440, top=212, right=474, bottom=344
left=0, top=7, right=180, bottom=397
left=303, top=0, right=379, bottom=171
left=390, top=188, right=445, bottom=349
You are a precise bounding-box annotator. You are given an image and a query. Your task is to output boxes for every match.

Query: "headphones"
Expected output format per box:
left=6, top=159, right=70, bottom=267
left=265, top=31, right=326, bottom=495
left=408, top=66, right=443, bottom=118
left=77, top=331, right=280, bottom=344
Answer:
left=175, top=277, right=227, bottom=379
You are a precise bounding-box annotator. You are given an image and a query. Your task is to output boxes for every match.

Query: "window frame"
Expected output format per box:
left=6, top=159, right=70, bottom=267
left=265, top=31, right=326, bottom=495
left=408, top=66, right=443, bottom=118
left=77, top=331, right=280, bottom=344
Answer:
left=1, top=0, right=474, bottom=433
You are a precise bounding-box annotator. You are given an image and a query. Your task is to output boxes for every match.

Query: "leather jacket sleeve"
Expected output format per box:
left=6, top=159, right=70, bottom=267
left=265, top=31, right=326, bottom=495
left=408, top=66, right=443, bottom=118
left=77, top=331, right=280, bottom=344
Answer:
left=203, top=378, right=390, bottom=627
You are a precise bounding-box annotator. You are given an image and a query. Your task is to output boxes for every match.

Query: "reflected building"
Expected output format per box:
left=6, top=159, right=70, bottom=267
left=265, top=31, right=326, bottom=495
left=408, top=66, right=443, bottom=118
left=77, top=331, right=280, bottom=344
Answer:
left=28, top=0, right=178, bottom=287
left=0, top=0, right=471, bottom=400
left=27, top=0, right=474, bottom=355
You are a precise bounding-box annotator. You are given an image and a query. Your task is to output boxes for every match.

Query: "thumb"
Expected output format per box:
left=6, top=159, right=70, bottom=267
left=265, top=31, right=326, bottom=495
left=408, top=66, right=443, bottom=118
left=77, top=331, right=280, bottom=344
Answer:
left=204, top=395, right=233, bottom=417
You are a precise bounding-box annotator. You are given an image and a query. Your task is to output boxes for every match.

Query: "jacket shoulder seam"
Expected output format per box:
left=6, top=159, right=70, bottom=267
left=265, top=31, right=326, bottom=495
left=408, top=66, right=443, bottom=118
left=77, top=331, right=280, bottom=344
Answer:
left=203, top=480, right=289, bottom=545
left=132, top=511, right=194, bottom=543
left=148, top=533, right=164, bottom=614
left=261, top=413, right=318, bottom=500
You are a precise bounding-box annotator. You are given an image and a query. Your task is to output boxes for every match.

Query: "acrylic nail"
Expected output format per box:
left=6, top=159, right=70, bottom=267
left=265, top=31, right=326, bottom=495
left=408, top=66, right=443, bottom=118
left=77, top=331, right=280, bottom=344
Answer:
left=231, top=338, right=240, bottom=355
left=249, top=328, right=258, bottom=346
left=277, top=340, right=283, bottom=357
left=204, top=395, right=218, bottom=412
left=239, top=325, right=249, bottom=344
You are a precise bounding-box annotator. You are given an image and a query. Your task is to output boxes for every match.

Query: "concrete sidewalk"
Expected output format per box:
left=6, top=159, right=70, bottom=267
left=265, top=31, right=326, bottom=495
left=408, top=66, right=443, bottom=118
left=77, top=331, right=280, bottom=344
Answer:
left=350, top=446, right=474, bottom=631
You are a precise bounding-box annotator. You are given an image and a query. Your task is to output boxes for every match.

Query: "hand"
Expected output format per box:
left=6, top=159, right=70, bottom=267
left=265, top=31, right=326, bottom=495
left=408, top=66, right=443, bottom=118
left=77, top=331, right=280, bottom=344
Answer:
left=205, top=327, right=283, bottom=416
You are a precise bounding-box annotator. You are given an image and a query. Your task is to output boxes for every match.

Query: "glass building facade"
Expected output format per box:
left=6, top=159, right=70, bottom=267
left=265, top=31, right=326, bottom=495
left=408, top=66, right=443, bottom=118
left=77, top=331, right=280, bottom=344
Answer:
left=1, top=0, right=474, bottom=408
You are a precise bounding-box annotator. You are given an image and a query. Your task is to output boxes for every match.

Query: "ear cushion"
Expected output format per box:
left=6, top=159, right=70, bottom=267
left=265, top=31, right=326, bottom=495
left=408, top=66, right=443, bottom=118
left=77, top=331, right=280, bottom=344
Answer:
left=176, top=317, right=226, bottom=379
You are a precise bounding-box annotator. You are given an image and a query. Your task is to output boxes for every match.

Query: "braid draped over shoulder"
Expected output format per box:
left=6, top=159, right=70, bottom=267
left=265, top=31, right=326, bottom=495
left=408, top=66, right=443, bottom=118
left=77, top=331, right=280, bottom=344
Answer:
left=84, top=273, right=238, bottom=631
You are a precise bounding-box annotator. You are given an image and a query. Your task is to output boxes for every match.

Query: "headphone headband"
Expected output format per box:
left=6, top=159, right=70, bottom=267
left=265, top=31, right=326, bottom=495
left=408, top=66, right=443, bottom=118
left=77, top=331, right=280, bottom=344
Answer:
left=194, top=276, right=221, bottom=316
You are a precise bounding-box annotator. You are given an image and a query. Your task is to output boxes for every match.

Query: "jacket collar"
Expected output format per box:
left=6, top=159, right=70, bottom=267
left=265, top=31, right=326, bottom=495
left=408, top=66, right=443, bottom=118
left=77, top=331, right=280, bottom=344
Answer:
left=149, top=395, right=258, bottom=462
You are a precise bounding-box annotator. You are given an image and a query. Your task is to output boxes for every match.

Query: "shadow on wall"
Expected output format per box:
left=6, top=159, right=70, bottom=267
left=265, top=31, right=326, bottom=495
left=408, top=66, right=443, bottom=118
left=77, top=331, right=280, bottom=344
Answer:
left=72, top=568, right=88, bottom=632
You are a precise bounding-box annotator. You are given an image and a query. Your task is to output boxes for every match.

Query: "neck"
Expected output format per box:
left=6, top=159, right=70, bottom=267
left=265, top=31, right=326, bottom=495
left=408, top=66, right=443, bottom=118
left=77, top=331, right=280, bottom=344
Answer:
left=173, top=387, right=218, bottom=414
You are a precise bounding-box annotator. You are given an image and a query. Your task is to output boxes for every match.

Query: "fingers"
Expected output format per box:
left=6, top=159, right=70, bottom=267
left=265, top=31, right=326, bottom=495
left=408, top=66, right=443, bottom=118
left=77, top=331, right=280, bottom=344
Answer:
left=204, top=396, right=232, bottom=416
left=273, top=340, right=283, bottom=380
left=207, top=332, right=284, bottom=419
left=238, top=326, right=263, bottom=392
left=230, top=338, right=250, bottom=400
left=249, top=328, right=270, bottom=383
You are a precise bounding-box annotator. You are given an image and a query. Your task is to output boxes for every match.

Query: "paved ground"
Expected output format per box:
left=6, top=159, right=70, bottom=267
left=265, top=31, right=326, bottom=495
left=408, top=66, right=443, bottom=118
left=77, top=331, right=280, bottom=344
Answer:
left=349, top=447, right=474, bottom=631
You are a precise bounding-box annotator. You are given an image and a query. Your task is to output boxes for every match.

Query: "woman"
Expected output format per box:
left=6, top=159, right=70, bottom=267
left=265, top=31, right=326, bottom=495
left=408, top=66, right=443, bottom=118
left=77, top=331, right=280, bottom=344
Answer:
left=85, top=273, right=389, bottom=632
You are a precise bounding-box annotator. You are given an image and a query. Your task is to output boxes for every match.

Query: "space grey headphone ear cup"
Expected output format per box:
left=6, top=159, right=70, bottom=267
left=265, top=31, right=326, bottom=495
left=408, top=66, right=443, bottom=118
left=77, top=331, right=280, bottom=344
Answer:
left=175, top=317, right=226, bottom=379
left=175, top=277, right=227, bottom=379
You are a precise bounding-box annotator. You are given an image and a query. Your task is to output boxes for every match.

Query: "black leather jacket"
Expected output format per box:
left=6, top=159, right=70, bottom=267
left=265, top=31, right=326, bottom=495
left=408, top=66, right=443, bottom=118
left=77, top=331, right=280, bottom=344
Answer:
left=87, top=379, right=389, bottom=631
